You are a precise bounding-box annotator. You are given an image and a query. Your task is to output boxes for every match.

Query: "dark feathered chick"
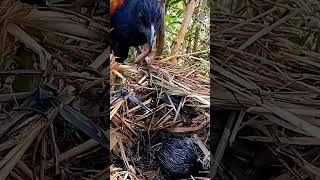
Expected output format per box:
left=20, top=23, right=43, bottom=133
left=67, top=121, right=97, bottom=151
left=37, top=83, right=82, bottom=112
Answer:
left=156, top=136, right=202, bottom=179
left=110, top=0, right=164, bottom=62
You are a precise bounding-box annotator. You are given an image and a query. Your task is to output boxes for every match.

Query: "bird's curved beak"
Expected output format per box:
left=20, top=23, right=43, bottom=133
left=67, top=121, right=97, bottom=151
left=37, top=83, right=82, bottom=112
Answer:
left=147, top=25, right=155, bottom=51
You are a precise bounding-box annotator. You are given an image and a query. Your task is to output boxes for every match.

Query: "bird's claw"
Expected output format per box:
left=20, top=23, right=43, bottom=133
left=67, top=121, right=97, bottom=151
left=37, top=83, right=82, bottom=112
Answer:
left=135, top=58, right=150, bottom=72
left=134, top=49, right=151, bottom=63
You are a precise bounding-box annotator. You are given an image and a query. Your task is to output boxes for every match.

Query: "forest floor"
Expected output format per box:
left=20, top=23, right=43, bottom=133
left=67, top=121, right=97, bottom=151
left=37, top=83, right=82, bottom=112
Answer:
left=0, top=0, right=211, bottom=180
left=212, top=0, right=320, bottom=179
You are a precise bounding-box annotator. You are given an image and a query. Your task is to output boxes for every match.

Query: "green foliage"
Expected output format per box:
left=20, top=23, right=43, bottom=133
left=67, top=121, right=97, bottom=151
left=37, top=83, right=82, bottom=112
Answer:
left=164, top=0, right=209, bottom=55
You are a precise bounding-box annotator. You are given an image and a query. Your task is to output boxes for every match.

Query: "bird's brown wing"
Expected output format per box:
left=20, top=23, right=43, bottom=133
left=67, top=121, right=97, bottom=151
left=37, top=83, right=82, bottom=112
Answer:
left=110, top=0, right=125, bottom=16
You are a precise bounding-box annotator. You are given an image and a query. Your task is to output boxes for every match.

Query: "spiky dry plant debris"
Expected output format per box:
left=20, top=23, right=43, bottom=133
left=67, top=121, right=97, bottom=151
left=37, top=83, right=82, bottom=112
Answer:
left=0, top=0, right=210, bottom=179
left=0, top=0, right=110, bottom=179
left=109, top=55, right=210, bottom=179
left=212, top=0, right=320, bottom=179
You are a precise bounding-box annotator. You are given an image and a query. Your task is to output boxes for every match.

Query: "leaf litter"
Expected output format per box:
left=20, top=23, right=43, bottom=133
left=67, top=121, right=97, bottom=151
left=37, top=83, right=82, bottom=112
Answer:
left=212, top=0, right=320, bottom=179
left=0, top=0, right=210, bottom=179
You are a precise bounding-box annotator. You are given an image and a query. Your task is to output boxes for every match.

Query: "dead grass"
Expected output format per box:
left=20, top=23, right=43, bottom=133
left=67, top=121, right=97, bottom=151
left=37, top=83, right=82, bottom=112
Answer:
left=212, top=0, right=320, bottom=179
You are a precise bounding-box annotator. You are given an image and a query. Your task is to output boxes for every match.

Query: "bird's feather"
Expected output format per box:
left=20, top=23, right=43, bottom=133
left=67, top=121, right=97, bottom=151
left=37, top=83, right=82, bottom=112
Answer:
left=110, top=0, right=164, bottom=62
left=110, top=0, right=125, bottom=17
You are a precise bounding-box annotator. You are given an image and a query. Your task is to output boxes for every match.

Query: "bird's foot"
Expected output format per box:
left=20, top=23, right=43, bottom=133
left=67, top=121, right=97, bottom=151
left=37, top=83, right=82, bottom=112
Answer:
left=134, top=49, right=151, bottom=72
left=134, top=49, right=151, bottom=64
left=135, top=58, right=150, bottom=72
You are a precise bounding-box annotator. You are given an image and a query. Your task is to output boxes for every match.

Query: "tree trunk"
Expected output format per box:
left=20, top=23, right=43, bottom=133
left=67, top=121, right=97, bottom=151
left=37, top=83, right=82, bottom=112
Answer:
left=170, top=0, right=197, bottom=63
left=155, top=0, right=169, bottom=58
left=192, top=0, right=206, bottom=52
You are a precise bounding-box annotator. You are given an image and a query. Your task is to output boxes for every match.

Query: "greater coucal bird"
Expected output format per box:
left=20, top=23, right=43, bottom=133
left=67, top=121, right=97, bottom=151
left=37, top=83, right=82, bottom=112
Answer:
left=110, top=0, right=164, bottom=62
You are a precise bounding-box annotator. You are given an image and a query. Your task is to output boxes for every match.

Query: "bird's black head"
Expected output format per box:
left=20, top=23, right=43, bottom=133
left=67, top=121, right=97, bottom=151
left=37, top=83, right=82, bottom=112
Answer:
left=135, top=0, right=164, bottom=50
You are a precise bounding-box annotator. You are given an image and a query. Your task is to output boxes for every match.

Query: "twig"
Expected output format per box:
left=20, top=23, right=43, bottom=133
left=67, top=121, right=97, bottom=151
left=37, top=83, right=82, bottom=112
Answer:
left=211, top=111, right=236, bottom=178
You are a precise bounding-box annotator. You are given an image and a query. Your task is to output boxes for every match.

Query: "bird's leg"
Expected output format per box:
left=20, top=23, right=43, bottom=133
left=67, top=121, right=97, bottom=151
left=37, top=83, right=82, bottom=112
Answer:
left=134, top=46, right=151, bottom=63
left=134, top=46, right=150, bottom=72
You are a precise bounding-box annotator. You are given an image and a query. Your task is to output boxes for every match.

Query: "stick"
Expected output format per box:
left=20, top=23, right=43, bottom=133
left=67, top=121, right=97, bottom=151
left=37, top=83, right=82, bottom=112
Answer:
left=211, top=111, right=236, bottom=178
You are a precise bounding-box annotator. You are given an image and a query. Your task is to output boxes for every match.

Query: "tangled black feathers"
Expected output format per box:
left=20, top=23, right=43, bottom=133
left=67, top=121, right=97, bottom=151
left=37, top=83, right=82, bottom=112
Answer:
left=156, top=137, right=200, bottom=179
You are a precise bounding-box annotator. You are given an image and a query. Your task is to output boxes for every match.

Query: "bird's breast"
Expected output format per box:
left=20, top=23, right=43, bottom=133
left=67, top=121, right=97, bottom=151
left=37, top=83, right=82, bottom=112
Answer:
left=111, top=27, right=147, bottom=46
